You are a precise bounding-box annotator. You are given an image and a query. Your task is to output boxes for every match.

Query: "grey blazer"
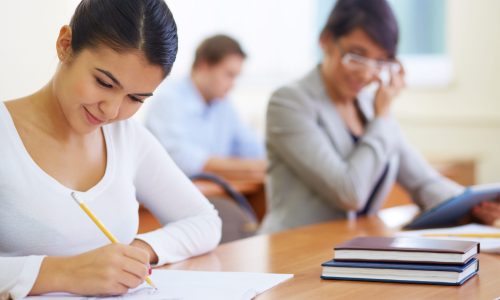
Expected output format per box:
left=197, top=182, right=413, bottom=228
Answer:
left=259, top=66, right=463, bottom=234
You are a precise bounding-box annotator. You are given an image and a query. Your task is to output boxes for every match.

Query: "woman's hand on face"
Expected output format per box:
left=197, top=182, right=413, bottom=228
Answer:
left=374, top=61, right=406, bottom=118
left=33, top=243, right=151, bottom=296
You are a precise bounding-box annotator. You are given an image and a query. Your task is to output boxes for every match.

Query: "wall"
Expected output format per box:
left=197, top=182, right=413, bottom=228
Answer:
left=0, top=1, right=79, bottom=100
left=393, top=0, right=500, bottom=183
left=1, top=0, right=499, bottom=183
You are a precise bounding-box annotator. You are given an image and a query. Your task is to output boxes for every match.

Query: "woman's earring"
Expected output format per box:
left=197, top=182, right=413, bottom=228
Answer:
left=58, top=51, right=65, bottom=61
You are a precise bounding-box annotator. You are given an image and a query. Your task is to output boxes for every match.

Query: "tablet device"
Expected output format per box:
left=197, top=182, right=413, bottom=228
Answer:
left=404, top=183, right=500, bottom=229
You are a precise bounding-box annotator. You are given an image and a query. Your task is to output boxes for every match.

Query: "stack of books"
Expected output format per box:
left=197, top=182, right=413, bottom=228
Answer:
left=321, top=236, right=479, bottom=285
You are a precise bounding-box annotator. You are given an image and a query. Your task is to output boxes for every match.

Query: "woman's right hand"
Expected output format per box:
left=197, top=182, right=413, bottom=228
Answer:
left=374, top=62, right=405, bottom=118
left=30, top=243, right=150, bottom=296
left=471, top=201, right=500, bottom=227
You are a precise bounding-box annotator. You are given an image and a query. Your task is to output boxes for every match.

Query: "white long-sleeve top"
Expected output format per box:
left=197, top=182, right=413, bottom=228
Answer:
left=0, top=102, right=222, bottom=299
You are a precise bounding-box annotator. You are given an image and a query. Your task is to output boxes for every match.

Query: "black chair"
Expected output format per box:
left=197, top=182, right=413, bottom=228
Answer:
left=190, top=173, right=258, bottom=243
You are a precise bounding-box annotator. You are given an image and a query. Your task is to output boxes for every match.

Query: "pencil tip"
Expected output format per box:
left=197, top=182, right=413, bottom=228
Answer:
left=146, top=277, right=157, bottom=289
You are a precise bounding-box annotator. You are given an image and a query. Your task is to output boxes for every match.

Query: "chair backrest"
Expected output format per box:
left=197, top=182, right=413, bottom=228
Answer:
left=190, top=173, right=258, bottom=243
left=208, top=197, right=258, bottom=243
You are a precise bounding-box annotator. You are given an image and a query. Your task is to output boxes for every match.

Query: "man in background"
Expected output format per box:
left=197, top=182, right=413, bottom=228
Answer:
left=146, top=34, right=265, bottom=180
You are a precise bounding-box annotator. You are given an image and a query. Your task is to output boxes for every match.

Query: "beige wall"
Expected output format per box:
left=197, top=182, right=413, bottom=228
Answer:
left=0, top=1, right=79, bottom=101
left=392, top=0, right=500, bottom=183
left=1, top=0, right=499, bottom=183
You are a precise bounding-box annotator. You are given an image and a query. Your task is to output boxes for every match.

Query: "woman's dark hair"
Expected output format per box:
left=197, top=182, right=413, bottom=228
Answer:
left=192, top=34, right=246, bottom=70
left=70, top=0, right=178, bottom=77
left=321, top=0, right=399, bottom=58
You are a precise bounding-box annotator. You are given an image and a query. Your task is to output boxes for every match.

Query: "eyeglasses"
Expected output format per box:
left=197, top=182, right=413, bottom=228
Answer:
left=337, top=43, right=400, bottom=75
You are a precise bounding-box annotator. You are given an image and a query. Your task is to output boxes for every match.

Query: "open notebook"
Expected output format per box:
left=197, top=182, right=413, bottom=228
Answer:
left=397, top=223, right=500, bottom=253
left=26, top=270, right=293, bottom=300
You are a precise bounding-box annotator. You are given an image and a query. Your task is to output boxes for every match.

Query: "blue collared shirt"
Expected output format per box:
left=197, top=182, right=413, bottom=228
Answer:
left=145, top=76, right=265, bottom=175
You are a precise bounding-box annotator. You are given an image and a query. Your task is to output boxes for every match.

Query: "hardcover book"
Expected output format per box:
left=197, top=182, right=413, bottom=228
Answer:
left=334, top=236, right=479, bottom=264
left=321, top=258, right=479, bottom=285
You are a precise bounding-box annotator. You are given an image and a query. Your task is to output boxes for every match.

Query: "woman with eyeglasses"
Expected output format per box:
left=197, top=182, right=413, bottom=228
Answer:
left=259, top=0, right=464, bottom=233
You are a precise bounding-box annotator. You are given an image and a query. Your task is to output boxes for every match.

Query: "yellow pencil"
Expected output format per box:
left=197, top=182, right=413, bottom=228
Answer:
left=424, top=232, right=500, bottom=238
left=71, top=192, right=157, bottom=289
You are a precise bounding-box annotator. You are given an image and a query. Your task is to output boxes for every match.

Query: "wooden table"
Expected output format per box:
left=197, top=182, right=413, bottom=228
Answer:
left=159, top=205, right=500, bottom=299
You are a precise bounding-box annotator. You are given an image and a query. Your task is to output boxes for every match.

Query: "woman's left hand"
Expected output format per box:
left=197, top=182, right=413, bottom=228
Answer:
left=131, top=239, right=159, bottom=265
left=373, top=61, right=405, bottom=117
left=387, top=61, right=406, bottom=97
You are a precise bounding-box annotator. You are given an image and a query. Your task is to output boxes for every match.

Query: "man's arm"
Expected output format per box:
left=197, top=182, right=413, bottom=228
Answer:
left=203, top=157, right=266, bottom=181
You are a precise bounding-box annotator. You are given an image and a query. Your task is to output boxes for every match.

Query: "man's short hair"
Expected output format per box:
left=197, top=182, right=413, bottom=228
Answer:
left=192, top=34, right=246, bottom=69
